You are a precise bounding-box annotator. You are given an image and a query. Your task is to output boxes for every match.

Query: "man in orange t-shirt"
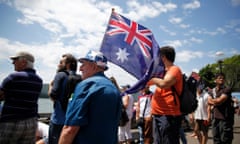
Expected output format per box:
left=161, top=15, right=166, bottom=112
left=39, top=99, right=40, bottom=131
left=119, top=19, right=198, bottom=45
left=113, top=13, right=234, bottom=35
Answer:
left=148, top=46, right=183, bottom=144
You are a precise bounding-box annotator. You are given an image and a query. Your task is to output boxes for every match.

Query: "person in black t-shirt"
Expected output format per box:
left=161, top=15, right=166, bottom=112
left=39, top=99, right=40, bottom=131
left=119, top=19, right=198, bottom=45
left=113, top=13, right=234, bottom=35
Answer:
left=208, top=73, right=234, bottom=144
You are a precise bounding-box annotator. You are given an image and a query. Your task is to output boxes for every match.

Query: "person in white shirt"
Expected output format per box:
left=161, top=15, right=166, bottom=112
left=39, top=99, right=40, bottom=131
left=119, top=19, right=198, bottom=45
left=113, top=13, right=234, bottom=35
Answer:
left=194, top=82, right=211, bottom=144
left=136, top=86, right=153, bottom=144
left=36, top=121, right=49, bottom=144
left=118, top=85, right=134, bottom=144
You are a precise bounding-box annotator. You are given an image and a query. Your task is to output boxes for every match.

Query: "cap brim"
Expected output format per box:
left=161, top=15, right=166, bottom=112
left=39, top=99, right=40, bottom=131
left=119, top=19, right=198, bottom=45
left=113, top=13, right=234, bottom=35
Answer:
left=78, top=58, right=94, bottom=63
left=10, top=56, right=19, bottom=60
left=78, top=58, right=85, bottom=63
left=78, top=58, right=108, bottom=71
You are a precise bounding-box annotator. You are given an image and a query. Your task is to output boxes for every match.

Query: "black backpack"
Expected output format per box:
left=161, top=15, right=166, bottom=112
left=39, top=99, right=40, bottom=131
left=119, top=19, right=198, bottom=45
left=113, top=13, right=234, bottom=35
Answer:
left=172, top=74, right=198, bottom=114
left=61, top=72, right=82, bottom=112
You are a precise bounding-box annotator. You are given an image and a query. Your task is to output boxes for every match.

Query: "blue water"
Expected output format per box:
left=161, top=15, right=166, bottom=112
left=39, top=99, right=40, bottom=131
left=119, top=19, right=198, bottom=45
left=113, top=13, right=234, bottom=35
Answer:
left=38, top=98, right=53, bottom=113
left=29, top=92, right=240, bottom=114
left=0, top=98, right=53, bottom=114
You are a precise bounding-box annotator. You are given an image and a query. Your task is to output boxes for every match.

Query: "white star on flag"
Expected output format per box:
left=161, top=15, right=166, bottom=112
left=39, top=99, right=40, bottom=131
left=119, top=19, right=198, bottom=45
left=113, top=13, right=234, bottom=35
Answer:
left=116, top=48, right=129, bottom=63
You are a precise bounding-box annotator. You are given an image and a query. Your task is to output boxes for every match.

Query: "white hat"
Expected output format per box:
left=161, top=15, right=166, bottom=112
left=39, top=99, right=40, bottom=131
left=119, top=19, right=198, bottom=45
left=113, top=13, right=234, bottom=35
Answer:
left=79, top=50, right=108, bottom=70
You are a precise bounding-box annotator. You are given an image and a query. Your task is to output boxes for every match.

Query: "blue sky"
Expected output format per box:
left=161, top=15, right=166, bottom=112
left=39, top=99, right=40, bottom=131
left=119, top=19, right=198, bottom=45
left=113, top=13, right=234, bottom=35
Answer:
left=0, top=0, right=239, bottom=86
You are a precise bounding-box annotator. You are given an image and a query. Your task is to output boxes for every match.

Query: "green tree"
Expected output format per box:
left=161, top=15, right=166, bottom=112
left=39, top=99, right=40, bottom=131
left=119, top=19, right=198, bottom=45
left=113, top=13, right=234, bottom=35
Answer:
left=199, top=54, right=240, bottom=91
left=199, top=64, right=215, bottom=88
left=223, top=55, right=240, bottom=91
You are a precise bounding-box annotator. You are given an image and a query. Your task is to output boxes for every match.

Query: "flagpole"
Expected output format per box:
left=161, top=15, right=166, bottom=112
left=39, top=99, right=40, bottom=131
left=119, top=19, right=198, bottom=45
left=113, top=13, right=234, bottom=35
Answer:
left=99, top=8, right=115, bottom=75
left=99, top=8, right=114, bottom=50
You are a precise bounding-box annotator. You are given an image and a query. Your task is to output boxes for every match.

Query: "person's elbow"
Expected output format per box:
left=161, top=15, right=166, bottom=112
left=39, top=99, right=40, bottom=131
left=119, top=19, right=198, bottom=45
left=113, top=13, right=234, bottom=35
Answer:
left=61, top=125, right=80, bottom=136
left=59, top=125, right=80, bottom=144
left=215, top=98, right=227, bottom=105
left=208, top=97, right=215, bottom=105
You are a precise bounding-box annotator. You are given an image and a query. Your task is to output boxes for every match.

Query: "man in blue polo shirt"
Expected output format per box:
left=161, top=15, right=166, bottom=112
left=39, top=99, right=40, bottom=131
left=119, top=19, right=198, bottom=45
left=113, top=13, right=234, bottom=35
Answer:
left=0, top=51, right=43, bottom=143
left=59, top=50, right=122, bottom=144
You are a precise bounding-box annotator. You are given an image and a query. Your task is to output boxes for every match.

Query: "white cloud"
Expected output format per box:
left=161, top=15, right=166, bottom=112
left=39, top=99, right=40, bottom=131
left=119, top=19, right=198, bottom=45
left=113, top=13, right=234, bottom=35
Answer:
left=2, top=0, right=161, bottom=85
left=208, top=48, right=240, bottom=60
left=229, top=48, right=240, bottom=55
left=182, top=0, right=201, bottom=10
left=164, top=40, right=183, bottom=48
left=169, top=17, right=182, bottom=24
left=225, top=19, right=240, bottom=29
left=17, top=17, right=34, bottom=25
left=231, top=0, right=240, bottom=6
left=12, top=0, right=112, bottom=36
left=105, top=63, right=137, bottom=86
left=203, top=27, right=226, bottom=36
left=216, top=51, right=224, bottom=56
left=216, top=27, right=226, bottom=34
left=163, top=38, right=201, bottom=49
left=236, top=28, right=240, bottom=33
left=159, top=25, right=177, bottom=36
left=125, top=0, right=177, bottom=21
left=0, top=0, right=239, bottom=86
left=188, top=27, right=227, bottom=36
left=190, top=37, right=203, bottom=43
left=168, top=17, right=190, bottom=29
left=177, top=50, right=203, bottom=62
left=0, top=37, right=90, bottom=83
left=180, top=24, right=190, bottom=29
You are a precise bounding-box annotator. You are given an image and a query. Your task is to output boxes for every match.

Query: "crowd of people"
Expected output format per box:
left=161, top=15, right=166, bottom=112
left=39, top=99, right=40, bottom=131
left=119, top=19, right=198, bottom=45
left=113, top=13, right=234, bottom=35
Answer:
left=0, top=46, right=238, bottom=144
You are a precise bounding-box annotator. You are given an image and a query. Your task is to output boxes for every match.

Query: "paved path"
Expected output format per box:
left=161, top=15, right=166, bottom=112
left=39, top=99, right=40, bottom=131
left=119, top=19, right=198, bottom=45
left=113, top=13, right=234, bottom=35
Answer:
left=131, top=114, right=240, bottom=144
left=183, top=114, right=240, bottom=144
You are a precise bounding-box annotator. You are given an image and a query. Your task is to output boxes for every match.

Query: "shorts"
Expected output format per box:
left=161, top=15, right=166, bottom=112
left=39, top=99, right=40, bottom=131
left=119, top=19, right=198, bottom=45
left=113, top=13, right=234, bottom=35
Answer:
left=195, top=119, right=209, bottom=134
left=143, top=117, right=153, bottom=144
left=118, top=120, right=132, bottom=142
left=0, top=117, right=37, bottom=144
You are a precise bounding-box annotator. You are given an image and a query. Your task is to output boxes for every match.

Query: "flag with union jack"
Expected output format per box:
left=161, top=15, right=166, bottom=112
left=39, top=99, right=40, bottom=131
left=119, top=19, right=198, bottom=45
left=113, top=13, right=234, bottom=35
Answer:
left=100, top=10, right=165, bottom=94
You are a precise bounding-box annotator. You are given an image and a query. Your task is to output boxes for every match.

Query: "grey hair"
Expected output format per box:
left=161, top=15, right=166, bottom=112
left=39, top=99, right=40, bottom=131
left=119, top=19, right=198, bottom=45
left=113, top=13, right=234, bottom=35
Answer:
left=26, top=60, right=34, bottom=69
left=19, top=57, right=34, bottom=68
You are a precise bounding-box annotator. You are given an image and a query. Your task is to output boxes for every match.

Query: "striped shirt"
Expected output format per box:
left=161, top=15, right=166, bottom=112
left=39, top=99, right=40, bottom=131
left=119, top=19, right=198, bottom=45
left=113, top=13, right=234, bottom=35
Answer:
left=0, top=68, right=43, bottom=122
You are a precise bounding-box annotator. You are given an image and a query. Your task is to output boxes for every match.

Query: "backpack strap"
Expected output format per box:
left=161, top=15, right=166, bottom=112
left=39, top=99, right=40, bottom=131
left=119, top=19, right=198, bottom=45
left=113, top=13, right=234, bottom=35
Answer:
left=142, top=97, right=148, bottom=117
left=171, top=75, right=183, bottom=105
left=171, top=86, right=179, bottom=105
left=60, top=71, right=69, bottom=100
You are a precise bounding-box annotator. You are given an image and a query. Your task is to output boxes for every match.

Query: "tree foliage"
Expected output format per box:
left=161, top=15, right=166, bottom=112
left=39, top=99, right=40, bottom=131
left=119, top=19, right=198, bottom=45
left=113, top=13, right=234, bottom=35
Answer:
left=199, top=54, right=240, bottom=91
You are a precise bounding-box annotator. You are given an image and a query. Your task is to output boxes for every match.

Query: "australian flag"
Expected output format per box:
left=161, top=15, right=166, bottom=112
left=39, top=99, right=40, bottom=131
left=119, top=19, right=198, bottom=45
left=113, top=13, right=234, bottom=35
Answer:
left=100, top=10, right=165, bottom=94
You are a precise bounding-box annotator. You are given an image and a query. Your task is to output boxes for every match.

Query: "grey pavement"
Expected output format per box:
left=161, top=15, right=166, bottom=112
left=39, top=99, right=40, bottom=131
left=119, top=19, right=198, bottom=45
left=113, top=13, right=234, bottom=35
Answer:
left=131, top=114, right=240, bottom=144
left=183, top=114, right=240, bottom=144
